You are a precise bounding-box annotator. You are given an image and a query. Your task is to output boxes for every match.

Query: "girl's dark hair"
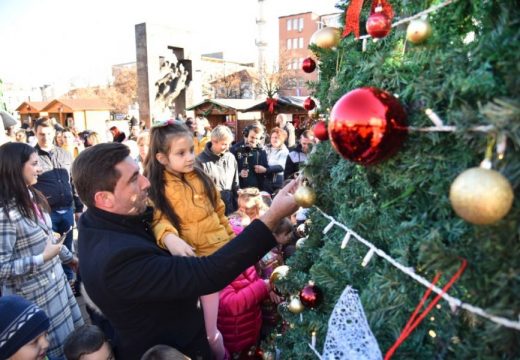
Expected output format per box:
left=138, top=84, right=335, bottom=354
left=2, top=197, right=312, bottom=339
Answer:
left=144, top=121, right=217, bottom=235
left=0, top=142, right=49, bottom=220
left=63, top=325, right=108, bottom=360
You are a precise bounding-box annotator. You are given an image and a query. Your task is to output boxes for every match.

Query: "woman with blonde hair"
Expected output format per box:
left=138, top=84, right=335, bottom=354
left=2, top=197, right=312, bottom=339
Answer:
left=237, top=187, right=268, bottom=220
left=193, top=116, right=211, bottom=155
left=262, top=127, right=289, bottom=194
left=86, top=131, right=102, bottom=147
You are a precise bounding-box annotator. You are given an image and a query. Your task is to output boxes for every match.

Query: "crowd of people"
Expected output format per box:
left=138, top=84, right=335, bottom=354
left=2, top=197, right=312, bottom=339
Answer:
left=0, top=113, right=317, bottom=360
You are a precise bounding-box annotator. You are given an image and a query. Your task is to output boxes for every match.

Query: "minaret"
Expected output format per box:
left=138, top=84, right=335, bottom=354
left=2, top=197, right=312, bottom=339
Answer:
left=255, top=0, right=267, bottom=98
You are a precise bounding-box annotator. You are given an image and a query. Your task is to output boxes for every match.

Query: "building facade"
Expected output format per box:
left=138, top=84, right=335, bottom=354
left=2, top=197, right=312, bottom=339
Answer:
left=278, top=12, right=341, bottom=97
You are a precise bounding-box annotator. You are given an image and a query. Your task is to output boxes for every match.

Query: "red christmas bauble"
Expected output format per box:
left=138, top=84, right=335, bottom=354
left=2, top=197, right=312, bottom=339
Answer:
left=303, top=97, right=316, bottom=111
left=313, top=120, right=328, bottom=141
left=329, top=87, right=407, bottom=165
left=366, top=12, right=392, bottom=38
left=302, top=57, right=316, bottom=73
left=238, top=347, right=263, bottom=360
left=299, top=282, right=323, bottom=309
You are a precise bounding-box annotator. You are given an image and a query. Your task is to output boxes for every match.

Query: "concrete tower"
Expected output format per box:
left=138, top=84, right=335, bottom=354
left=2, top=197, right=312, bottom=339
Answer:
left=255, top=0, right=267, bottom=97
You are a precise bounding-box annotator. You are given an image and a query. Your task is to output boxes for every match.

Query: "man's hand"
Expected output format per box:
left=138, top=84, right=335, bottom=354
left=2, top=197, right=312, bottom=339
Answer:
left=163, top=234, right=196, bottom=257
left=260, top=179, right=299, bottom=232
left=254, top=165, right=267, bottom=174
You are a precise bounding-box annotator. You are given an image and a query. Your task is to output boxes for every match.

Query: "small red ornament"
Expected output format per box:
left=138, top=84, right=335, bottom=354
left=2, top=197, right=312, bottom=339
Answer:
left=366, top=11, right=392, bottom=38
left=329, top=87, right=407, bottom=165
left=302, top=57, right=316, bottom=73
left=313, top=120, right=329, bottom=141
left=303, top=97, right=316, bottom=111
left=299, top=282, right=323, bottom=309
left=238, top=346, right=263, bottom=360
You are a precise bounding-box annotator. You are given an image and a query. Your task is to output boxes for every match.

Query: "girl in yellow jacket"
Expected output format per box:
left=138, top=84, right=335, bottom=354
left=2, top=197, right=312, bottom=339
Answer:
left=145, top=120, right=234, bottom=360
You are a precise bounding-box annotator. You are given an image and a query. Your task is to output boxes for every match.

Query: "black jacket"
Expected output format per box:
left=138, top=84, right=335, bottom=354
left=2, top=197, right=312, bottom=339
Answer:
left=230, top=141, right=269, bottom=190
left=78, top=206, right=277, bottom=360
left=33, top=145, right=83, bottom=212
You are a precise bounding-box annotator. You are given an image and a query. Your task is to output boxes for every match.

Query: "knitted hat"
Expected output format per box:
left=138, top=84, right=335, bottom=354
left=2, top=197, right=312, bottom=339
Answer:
left=0, top=295, right=50, bottom=358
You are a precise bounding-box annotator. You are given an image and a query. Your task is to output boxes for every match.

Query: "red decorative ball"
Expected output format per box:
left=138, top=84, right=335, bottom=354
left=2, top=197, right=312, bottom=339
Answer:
left=366, top=12, right=392, bottom=38
left=299, top=282, right=323, bottom=309
left=329, top=87, right=407, bottom=165
left=302, top=57, right=316, bottom=73
left=313, top=120, right=329, bottom=141
left=303, top=97, right=316, bottom=111
left=238, top=347, right=263, bottom=360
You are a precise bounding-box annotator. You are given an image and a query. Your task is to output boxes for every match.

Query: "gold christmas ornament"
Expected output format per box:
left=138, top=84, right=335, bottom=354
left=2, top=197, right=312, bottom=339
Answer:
left=288, top=296, right=305, bottom=314
left=262, top=351, right=275, bottom=360
left=308, top=108, right=319, bottom=119
left=294, top=185, right=316, bottom=208
left=406, top=18, right=432, bottom=44
left=310, top=27, right=340, bottom=49
left=269, top=265, right=290, bottom=285
left=449, top=167, right=514, bottom=225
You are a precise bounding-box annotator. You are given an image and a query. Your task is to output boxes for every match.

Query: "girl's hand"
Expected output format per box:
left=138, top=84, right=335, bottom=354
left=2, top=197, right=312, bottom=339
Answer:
left=42, top=235, right=65, bottom=262
left=163, top=234, right=196, bottom=257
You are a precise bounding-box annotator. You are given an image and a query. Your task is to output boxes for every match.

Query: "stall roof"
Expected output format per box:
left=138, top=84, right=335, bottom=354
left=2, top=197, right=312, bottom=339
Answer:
left=16, top=101, right=50, bottom=113
left=241, top=96, right=309, bottom=112
left=41, top=98, right=112, bottom=112
left=187, top=98, right=263, bottom=111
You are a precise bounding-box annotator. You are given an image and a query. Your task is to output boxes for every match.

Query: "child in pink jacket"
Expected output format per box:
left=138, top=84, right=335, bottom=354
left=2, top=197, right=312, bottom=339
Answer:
left=217, top=212, right=272, bottom=355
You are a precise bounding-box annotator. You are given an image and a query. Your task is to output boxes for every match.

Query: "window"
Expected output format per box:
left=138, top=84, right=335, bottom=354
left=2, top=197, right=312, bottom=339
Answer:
left=287, top=39, right=291, bottom=49
left=299, top=37, right=304, bottom=48
left=287, top=19, right=292, bottom=31
left=299, top=18, right=304, bottom=31
left=293, top=18, right=298, bottom=30
left=288, top=62, right=292, bottom=70
left=292, top=38, right=298, bottom=49
left=299, top=58, right=304, bottom=68
left=293, top=59, right=298, bottom=70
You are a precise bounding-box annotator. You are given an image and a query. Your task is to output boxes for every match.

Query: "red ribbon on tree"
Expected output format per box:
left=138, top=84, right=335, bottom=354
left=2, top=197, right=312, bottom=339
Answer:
left=342, top=0, right=394, bottom=38
left=266, top=97, right=278, bottom=113
left=384, top=259, right=468, bottom=359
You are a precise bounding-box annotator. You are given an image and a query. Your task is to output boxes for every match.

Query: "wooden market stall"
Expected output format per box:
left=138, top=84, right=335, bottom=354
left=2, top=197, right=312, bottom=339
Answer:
left=16, top=101, right=50, bottom=126
left=40, top=99, right=112, bottom=133
left=187, top=98, right=262, bottom=140
left=241, top=96, right=309, bottom=134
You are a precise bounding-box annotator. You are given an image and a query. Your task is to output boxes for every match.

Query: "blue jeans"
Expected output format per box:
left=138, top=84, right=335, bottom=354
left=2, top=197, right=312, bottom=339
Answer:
left=50, top=207, right=74, bottom=281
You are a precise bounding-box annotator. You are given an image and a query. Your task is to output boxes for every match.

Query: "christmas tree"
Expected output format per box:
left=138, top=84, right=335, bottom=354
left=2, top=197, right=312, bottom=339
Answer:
left=272, top=1, right=520, bottom=358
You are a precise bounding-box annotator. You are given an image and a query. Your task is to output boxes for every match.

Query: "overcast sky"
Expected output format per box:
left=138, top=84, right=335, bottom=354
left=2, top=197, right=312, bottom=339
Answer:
left=0, top=0, right=340, bottom=88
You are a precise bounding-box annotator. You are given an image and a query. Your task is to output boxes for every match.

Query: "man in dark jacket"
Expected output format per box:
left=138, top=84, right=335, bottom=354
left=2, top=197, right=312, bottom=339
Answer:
left=72, top=143, right=298, bottom=360
left=230, top=124, right=269, bottom=191
left=284, top=130, right=316, bottom=180
left=196, top=125, right=239, bottom=215
left=33, top=117, right=83, bottom=282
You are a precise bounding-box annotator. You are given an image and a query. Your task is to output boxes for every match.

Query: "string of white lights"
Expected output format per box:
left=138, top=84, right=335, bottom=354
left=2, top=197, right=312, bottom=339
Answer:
left=314, top=206, right=520, bottom=331
left=407, top=108, right=496, bottom=133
